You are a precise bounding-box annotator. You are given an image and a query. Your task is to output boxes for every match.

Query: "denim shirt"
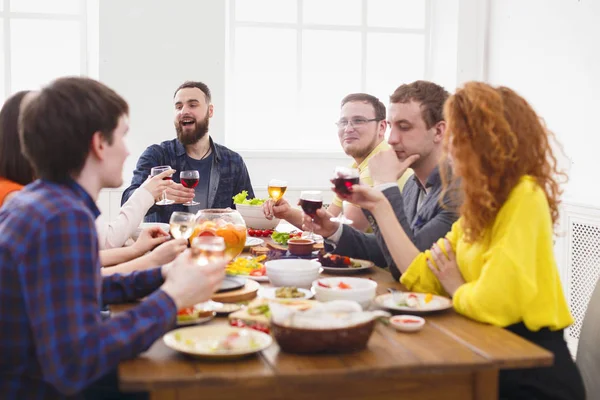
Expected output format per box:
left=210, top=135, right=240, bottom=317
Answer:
left=121, top=137, right=255, bottom=223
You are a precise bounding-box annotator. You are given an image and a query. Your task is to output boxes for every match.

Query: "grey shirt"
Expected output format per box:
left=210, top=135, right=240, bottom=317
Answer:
left=326, top=166, right=460, bottom=281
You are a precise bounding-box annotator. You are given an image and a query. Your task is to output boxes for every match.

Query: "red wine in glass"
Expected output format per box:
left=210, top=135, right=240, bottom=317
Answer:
left=332, top=176, right=360, bottom=195
left=181, top=177, right=199, bottom=188
left=180, top=170, right=200, bottom=206
left=300, top=199, right=323, bottom=217
left=330, top=167, right=359, bottom=224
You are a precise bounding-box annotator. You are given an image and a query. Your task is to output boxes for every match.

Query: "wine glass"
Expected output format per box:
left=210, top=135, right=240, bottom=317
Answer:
left=169, top=212, right=196, bottom=240
left=267, top=179, right=287, bottom=202
left=299, top=190, right=323, bottom=239
left=191, top=236, right=226, bottom=266
left=330, top=167, right=360, bottom=224
left=180, top=170, right=200, bottom=206
left=151, top=165, right=174, bottom=205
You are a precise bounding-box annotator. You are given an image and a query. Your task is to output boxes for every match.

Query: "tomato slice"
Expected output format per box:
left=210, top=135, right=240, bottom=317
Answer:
left=177, top=307, right=195, bottom=316
left=317, top=281, right=331, bottom=288
left=338, top=281, right=351, bottom=289
left=249, top=268, right=265, bottom=276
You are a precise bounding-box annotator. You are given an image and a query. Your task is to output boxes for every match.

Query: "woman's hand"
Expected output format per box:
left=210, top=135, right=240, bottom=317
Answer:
left=140, top=168, right=174, bottom=200
left=427, top=239, right=465, bottom=297
left=148, top=238, right=188, bottom=266
left=131, top=226, right=170, bottom=256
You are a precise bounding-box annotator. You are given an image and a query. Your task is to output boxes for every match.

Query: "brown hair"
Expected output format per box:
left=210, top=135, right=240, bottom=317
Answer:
left=20, top=77, right=129, bottom=182
left=389, top=80, right=450, bottom=128
left=341, top=93, right=386, bottom=121
left=0, top=91, right=35, bottom=185
left=442, top=81, right=565, bottom=242
left=174, top=81, right=212, bottom=102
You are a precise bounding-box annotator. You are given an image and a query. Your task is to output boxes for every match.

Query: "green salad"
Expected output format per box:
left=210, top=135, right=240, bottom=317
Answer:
left=232, top=190, right=267, bottom=206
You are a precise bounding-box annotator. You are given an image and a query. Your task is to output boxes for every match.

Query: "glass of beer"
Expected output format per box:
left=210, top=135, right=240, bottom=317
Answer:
left=268, top=179, right=288, bottom=202
left=191, top=236, right=226, bottom=267
left=150, top=165, right=174, bottom=205
left=169, top=211, right=196, bottom=240
left=180, top=170, right=200, bottom=206
left=299, top=190, right=323, bottom=239
left=330, top=167, right=360, bottom=224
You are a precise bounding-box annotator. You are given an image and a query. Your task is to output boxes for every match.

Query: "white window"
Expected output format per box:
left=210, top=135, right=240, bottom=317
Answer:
left=0, top=0, right=95, bottom=103
left=227, top=0, right=431, bottom=151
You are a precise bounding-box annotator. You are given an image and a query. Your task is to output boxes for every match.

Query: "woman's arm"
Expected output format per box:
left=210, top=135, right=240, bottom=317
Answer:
left=101, top=238, right=188, bottom=276
left=100, top=246, right=142, bottom=267
left=100, top=226, right=170, bottom=267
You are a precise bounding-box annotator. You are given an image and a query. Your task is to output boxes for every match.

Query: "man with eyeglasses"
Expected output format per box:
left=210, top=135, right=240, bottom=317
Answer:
left=264, top=93, right=412, bottom=232
left=303, top=81, right=461, bottom=281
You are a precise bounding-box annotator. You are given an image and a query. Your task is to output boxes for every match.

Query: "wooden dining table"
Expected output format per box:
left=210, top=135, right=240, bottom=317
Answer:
left=117, top=251, right=553, bottom=400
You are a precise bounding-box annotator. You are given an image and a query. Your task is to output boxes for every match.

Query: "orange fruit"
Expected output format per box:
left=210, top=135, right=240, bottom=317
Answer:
left=216, top=227, right=240, bottom=246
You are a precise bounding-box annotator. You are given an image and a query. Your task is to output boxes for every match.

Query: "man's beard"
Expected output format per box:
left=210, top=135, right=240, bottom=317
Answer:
left=176, top=112, right=210, bottom=145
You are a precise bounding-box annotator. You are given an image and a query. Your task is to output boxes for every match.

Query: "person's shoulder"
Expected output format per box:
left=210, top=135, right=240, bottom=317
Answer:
left=0, top=181, right=89, bottom=229
left=507, top=175, right=546, bottom=206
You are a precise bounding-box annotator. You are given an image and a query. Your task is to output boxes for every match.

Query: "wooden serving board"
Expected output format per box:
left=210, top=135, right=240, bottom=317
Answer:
left=211, top=279, right=260, bottom=303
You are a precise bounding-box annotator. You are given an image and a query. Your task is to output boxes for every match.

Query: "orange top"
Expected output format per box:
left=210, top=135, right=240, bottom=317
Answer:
left=0, top=177, right=24, bottom=207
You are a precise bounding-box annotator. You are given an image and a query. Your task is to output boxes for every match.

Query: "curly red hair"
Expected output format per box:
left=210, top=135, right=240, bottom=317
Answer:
left=441, top=82, right=566, bottom=242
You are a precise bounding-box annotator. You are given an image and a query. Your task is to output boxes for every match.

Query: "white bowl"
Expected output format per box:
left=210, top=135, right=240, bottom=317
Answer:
left=312, top=277, right=377, bottom=310
left=236, top=203, right=280, bottom=230
left=265, top=259, right=322, bottom=289
left=132, top=222, right=170, bottom=241
left=389, top=315, right=425, bottom=333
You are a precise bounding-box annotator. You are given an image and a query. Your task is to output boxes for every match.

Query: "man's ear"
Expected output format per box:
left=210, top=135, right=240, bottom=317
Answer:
left=89, top=131, right=106, bottom=160
left=377, top=120, right=387, bottom=139
left=208, top=104, right=214, bottom=118
left=433, top=120, right=446, bottom=144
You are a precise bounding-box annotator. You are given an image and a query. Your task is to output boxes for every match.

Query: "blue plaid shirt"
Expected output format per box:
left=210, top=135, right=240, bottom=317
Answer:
left=122, top=137, right=255, bottom=223
left=0, top=179, right=177, bottom=399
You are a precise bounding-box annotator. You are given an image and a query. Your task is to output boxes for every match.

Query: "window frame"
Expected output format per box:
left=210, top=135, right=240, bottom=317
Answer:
left=0, top=0, right=95, bottom=99
left=226, top=0, right=433, bottom=152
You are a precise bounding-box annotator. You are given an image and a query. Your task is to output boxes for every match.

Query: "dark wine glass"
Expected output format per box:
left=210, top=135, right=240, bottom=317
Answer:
left=299, top=190, right=323, bottom=239
left=330, top=166, right=359, bottom=224
left=180, top=170, right=200, bottom=206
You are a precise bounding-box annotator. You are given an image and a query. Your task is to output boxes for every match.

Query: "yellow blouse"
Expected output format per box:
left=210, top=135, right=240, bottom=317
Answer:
left=400, top=175, right=572, bottom=331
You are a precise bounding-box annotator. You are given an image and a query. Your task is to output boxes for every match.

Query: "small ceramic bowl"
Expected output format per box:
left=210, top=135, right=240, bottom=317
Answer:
left=287, top=238, right=315, bottom=256
left=389, top=315, right=425, bottom=333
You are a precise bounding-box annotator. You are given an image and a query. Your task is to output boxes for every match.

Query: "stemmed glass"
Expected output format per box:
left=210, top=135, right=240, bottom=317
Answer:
left=267, top=179, right=288, bottom=202
left=191, top=236, right=226, bottom=266
left=299, top=190, right=323, bottom=239
left=180, top=170, right=200, bottom=206
left=330, top=167, right=360, bottom=224
left=169, top=212, right=196, bottom=240
left=151, top=165, right=174, bottom=205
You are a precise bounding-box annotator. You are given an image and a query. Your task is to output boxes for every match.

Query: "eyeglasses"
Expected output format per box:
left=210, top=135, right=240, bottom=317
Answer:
left=335, top=118, right=379, bottom=129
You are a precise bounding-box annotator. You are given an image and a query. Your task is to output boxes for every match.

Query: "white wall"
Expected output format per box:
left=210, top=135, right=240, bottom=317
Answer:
left=486, top=0, right=600, bottom=207
left=99, top=0, right=227, bottom=186
left=95, top=0, right=462, bottom=220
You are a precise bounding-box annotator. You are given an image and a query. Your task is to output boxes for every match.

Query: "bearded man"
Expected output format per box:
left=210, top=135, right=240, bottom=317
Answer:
left=122, top=81, right=254, bottom=223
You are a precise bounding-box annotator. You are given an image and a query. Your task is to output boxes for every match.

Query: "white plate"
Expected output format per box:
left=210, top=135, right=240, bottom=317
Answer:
left=244, top=275, right=269, bottom=282
left=176, top=311, right=216, bottom=326
left=257, top=287, right=314, bottom=300
left=375, top=292, right=452, bottom=314
left=245, top=237, right=264, bottom=248
left=164, top=325, right=272, bottom=359
left=321, top=258, right=374, bottom=274
left=240, top=267, right=324, bottom=282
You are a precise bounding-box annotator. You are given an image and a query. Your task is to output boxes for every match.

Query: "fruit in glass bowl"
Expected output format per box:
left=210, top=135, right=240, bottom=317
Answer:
left=192, top=209, right=247, bottom=260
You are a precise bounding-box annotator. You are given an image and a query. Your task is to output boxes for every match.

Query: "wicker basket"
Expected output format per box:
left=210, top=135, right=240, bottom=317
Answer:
left=270, top=319, right=377, bottom=354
